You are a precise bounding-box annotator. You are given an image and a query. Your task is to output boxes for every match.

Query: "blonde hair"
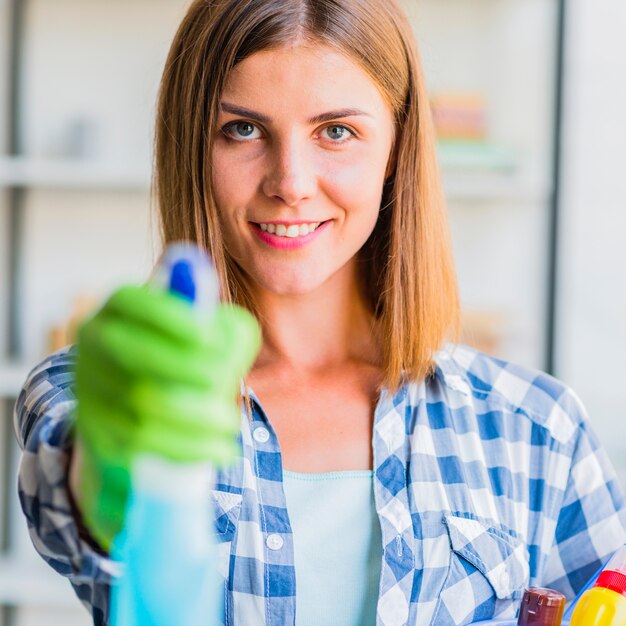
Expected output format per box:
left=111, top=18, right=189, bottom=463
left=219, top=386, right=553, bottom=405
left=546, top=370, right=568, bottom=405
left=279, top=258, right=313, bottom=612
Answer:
left=153, top=0, right=460, bottom=390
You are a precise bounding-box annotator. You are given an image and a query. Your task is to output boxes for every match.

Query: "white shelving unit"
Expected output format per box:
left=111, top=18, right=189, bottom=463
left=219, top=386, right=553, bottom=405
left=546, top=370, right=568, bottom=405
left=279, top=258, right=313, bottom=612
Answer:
left=0, top=157, right=150, bottom=190
left=0, top=0, right=566, bottom=623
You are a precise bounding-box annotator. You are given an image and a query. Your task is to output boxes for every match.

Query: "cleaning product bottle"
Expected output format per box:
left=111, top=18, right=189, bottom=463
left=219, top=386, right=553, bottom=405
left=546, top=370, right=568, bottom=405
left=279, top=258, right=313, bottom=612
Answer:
left=517, top=588, right=565, bottom=625
left=569, top=545, right=626, bottom=626
left=471, top=587, right=566, bottom=626
left=110, top=243, right=223, bottom=626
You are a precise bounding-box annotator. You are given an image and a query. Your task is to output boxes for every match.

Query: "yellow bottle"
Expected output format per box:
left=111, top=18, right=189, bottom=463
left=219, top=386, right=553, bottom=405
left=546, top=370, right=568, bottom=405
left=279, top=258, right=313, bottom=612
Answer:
left=570, top=547, right=626, bottom=626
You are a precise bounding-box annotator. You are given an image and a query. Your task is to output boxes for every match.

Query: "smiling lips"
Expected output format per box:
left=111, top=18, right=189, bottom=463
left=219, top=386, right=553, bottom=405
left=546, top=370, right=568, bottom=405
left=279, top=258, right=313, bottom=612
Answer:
left=251, top=220, right=330, bottom=249
left=258, top=222, right=321, bottom=238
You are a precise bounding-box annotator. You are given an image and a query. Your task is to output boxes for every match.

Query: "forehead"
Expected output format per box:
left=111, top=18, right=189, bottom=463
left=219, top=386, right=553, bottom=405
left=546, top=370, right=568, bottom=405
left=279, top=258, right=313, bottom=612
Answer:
left=221, top=44, right=392, bottom=117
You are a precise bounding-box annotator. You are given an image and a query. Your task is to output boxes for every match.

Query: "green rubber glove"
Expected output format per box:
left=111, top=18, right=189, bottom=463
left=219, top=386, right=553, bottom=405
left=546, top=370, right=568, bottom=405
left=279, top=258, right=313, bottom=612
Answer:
left=73, top=284, right=261, bottom=552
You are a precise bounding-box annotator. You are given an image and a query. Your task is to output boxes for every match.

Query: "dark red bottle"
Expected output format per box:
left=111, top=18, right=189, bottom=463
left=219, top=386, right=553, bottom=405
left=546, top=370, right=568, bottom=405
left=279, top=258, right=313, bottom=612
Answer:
left=517, top=588, right=566, bottom=626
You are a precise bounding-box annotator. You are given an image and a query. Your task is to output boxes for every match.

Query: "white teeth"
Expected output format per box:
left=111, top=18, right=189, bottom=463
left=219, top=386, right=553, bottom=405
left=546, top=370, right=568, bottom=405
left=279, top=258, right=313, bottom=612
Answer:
left=258, top=221, right=324, bottom=237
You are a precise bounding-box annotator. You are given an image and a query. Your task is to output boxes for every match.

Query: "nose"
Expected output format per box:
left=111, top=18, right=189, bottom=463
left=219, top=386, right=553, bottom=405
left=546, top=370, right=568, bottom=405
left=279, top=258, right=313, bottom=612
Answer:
left=262, top=137, right=316, bottom=207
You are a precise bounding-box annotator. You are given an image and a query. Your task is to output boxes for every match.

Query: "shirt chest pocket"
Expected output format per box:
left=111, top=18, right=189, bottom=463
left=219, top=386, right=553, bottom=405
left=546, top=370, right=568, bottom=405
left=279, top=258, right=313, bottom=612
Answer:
left=211, top=489, right=243, bottom=580
left=431, top=514, right=530, bottom=626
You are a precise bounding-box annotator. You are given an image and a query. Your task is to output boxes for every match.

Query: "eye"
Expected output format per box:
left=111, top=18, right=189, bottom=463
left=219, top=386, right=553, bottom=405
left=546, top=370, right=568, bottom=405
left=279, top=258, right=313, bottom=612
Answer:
left=222, top=121, right=262, bottom=141
left=323, top=124, right=355, bottom=143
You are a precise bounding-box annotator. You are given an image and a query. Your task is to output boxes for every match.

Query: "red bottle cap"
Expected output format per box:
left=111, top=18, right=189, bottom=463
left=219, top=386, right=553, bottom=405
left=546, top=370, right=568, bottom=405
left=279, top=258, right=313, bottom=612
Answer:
left=517, top=587, right=565, bottom=626
left=595, top=570, right=626, bottom=597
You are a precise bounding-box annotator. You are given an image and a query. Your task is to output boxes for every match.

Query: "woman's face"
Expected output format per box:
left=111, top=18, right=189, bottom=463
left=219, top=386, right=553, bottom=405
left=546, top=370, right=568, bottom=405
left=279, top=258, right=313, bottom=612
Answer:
left=211, top=43, right=396, bottom=297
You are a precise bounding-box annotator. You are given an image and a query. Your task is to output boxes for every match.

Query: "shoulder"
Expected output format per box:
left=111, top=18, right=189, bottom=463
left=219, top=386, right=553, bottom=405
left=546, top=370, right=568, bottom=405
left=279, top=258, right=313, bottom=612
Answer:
left=20, top=344, right=77, bottom=389
left=422, top=343, right=587, bottom=447
left=14, top=345, right=78, bottom=450
left=16, top=344, right=78, bottom=414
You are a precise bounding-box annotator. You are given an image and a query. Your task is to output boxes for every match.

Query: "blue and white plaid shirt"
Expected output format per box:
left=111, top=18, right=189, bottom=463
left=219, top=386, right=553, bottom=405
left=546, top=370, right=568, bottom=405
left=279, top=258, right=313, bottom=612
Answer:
left=14, top=343, right=626, bottom=626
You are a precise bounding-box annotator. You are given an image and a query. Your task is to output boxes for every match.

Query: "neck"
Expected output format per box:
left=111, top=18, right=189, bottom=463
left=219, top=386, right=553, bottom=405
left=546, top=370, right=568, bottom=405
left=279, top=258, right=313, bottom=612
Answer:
left=252, top=260, right=381, bottom=374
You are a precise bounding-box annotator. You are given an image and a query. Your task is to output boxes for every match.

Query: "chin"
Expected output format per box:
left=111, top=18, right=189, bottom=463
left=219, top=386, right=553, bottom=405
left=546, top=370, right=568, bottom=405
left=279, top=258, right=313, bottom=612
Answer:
left=255, top=269, right=329, bottom=297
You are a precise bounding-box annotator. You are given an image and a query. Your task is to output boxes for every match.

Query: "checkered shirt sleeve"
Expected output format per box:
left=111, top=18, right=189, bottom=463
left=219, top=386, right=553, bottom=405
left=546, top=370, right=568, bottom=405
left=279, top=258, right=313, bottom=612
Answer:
left=13, top=345, right=117, bottom=626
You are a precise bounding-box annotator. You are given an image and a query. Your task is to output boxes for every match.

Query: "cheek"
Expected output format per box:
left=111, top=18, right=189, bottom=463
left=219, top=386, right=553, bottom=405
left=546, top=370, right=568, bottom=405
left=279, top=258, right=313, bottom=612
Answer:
left=320, top=151, right=387, bottom=226
left=210, top=150, right=257, bottom=232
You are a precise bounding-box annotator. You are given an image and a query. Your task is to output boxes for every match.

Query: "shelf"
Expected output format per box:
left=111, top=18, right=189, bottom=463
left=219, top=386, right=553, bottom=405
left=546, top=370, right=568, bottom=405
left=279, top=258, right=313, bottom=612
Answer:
left=0, top=361, right=31, bottom=398
left=0, top=553, right=81, bottom=608
left=0, top=156, right=151, bottom=190
left=442, top=172, right=550, bottom=202
left=437, top=140, right=518, bottom=173
left=436, top=140, right=550, bottom=202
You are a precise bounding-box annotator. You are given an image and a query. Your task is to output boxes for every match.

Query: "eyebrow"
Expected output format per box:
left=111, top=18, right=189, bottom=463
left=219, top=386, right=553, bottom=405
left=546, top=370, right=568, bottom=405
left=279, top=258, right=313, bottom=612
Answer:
left=220, top=102, right=373, bottom=125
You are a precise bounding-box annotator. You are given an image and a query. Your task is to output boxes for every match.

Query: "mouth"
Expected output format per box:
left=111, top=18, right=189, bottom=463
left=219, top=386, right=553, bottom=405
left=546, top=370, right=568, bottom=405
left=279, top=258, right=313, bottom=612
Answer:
left=250, top=220, right=330, bottom=238
left=249, top=219, right=332, bottom=249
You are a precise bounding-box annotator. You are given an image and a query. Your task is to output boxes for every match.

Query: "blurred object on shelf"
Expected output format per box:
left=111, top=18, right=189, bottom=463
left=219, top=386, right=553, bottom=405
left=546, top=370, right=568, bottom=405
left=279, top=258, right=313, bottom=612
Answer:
left=48, top=294, right=101, bottom=352
left=431, top=92, right=488, bottom=141
left=46, top=116, right=100, bottom=160
left=461, top=309, right=508, bottom=356
left=48, top=325, right=69, bottom=354
left=431, top=92, right=518, bottom=174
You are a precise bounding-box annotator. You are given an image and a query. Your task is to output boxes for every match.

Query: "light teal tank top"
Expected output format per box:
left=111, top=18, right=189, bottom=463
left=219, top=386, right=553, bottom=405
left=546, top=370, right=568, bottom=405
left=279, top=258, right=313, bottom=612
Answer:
left=283, top=470, right=382, bottom=626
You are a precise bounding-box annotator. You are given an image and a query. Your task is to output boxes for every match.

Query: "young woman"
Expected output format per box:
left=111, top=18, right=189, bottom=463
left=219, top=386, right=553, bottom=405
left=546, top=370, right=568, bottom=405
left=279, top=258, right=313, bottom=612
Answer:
left=14, top=1, right=626, bottom=625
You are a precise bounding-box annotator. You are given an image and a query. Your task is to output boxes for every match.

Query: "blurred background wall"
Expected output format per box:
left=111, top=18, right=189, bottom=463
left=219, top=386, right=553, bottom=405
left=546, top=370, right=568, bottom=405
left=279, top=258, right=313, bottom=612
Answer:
left=0, top=0, right=624, bottom=623
left=555, top=0, right=626, bottom=503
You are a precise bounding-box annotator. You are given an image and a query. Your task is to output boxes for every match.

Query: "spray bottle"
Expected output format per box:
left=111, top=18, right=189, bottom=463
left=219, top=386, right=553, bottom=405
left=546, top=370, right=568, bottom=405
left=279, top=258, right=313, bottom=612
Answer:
left=109, top=243, right=223, bottom=626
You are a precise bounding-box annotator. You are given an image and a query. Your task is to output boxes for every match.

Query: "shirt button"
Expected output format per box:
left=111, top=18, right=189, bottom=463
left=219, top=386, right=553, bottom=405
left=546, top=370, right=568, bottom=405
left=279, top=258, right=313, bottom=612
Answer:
left=266, top=534, right=284, bottom=551
left=253, top=427, right=270, bottom=443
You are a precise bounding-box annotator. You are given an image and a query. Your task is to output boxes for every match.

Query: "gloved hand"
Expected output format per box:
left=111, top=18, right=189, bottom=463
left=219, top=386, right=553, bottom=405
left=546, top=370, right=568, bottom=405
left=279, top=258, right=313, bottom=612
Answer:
left=72, top=284, right=261, bottom=552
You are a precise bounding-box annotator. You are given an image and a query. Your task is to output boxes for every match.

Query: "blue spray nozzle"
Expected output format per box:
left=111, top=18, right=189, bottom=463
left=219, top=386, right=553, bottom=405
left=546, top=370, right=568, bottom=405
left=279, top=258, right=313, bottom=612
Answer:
left=169, top=260, right=196, bottom=303
left=151, top=242, right=219, bottom=313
